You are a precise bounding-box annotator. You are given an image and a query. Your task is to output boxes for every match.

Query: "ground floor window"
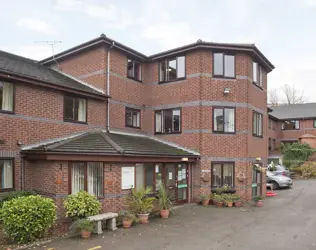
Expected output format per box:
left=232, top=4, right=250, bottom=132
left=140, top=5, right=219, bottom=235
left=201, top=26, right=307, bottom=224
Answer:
left=135, top=163, right=162, bottom=192
left=0, top=159, right=13, bottom=190
left=70, top=162, right=104, bottom=196
left=211, top=162, right=234, bottom=187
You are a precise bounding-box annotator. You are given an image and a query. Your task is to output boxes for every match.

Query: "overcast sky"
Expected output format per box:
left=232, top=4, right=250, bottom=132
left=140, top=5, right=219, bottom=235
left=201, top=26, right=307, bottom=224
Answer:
left=1, top=0, right=316, bottom=101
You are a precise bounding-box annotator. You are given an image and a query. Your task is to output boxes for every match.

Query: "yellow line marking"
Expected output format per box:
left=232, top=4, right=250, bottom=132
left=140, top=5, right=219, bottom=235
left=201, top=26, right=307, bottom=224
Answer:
left=87, top=246, right=101, bottom=250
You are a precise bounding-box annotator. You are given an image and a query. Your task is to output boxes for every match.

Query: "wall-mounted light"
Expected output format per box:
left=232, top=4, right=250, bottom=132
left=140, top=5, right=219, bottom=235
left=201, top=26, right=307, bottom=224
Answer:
left=181, top=157, right=189, bottom=162
left=223, top=88, right=231, bottom=95
left=17, top=140, right=24, bottom=146
left=256, top=157, right=262, bottom=161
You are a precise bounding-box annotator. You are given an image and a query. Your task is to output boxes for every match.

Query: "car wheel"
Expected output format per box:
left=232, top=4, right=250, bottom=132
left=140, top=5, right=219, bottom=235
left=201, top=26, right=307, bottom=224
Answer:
left=271, top=181, right=279, bottom=190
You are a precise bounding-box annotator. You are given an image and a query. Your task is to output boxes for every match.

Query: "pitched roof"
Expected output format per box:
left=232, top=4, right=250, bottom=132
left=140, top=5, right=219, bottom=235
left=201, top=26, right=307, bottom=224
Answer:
left=22, top=130, right=199, bottom=157
left=40, top=34, right=275, bottom=72
left=0, top=50, right=104, bottom=96
left=269, top=103, right=316, bottom=120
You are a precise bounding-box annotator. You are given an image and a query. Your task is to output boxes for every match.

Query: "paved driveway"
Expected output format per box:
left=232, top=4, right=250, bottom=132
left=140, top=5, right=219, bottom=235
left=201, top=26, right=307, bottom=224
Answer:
left=43, top=180, right=316, bottom=250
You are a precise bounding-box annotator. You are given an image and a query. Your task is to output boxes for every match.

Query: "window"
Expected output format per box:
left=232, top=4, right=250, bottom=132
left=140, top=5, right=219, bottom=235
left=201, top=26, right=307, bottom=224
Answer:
left=313, top=120, right=316, bottom=128
left=0, top=82, right=14, bottom=112
left=155, top=109, right=181, bottom=134
left=213, top=53, right=235, bottom=78
left=268, top=119, right=271, bottom=129
left=213, top=107, right=235, bottom=133
left=253, top=62, right=264, bottom=88
left=0, top=159, right=13, bottom=190
left=135, top=163, right=162, bottom=192
left=159, top=56, right=185, bottom=83
left=281, top=120, right=299, bottom=130
left=125, top=108, right=140, bottom=128
left=253, top=112, right=263, bottom=137
left=127, top=59, right=142, bottom=81
left=71, top=162, right=104, bottom=196
left=211, top=162, right=234, bottom=187
left=268, top=138, right=272, bottom=151
left=64, top=96, right=87, bottom=123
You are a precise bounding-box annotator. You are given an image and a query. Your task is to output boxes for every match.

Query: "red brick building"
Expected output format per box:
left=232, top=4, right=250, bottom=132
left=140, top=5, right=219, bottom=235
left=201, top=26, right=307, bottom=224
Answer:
left=0, top=35, right=274, bottom=219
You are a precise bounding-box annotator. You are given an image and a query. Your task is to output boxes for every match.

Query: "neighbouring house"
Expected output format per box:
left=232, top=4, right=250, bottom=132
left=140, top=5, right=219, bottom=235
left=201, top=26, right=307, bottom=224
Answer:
left=268, top=103, right=316, bottom=163
left=0, top=34, right=274, bottom=220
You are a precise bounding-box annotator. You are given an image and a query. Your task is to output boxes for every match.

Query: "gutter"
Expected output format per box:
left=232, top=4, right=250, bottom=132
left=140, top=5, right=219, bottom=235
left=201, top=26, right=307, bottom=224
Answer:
left=106, top=42, right=115, bottom=131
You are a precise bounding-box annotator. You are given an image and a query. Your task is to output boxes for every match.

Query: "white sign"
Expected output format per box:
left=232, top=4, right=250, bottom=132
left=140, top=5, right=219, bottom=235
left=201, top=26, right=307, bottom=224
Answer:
left=169, top=172, right=173, bottom=180
left=121, top=167, right=135, bottom=190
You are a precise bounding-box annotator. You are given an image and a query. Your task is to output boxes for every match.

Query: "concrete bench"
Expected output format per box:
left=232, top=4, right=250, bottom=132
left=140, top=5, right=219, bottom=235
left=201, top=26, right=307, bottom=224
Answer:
left=87, top=212, right=118, bottom=234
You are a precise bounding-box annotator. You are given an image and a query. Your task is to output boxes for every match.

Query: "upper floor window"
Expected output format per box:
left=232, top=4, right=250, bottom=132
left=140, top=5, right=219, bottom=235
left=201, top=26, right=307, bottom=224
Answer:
left=0, top=159, right=13, bottom=190
left=127, top=59, right=142, bottom=81
left=253, top=62, right=263, bottom=88
left=281, top=120, right=299, bottom=130
left=253, top=111, right=263, bottom=137
left=314, top=120, right=316, bottom=128
left=213, top=107, right=235, bottom=133
left=213, top=53, right=235, bottom=78
left=159, top=56, right=185, bottom=83
left=125, top=108, right=140, bottom=128
left=64, top=95, right=87, bottom=123
left=155, top=108, right=181, bottom=134
left=0, top=82, right=14, bottom=112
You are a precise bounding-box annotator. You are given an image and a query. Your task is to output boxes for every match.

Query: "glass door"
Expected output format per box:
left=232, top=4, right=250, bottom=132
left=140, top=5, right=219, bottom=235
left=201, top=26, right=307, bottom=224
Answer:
left=165, top=164, right=176, bottom=202
left=176, top=164, right=188, bottom=203
left=252, top=165, right=262, bottom=198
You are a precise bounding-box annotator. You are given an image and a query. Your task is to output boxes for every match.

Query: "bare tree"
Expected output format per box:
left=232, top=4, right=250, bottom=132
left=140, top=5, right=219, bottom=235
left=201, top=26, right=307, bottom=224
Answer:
left=282, top=84, right=307, bottom=105
left=268, top=88, right=280, bottom=106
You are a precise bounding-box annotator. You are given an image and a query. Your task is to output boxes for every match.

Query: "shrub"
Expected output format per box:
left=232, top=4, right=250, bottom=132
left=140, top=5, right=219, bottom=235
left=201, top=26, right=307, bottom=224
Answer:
left=1, top=195, right=56, bottom=243
left=126, top=187, right=156, bottom=214
left=70, top=218, right=94, bottom=234
left=157, top=184, right=173, bottom=210
left=300, top=161, right=316, bottom=178
left=0, top=190, right=36, bottom=207
left=281, top=142, right=314, bottom=169
left=64, top=190, right=101, bottom=220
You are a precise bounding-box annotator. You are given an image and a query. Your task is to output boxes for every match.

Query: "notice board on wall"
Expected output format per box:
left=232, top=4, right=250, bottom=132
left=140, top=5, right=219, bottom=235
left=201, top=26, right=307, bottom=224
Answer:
left=121, top=166, right=135, bottom=189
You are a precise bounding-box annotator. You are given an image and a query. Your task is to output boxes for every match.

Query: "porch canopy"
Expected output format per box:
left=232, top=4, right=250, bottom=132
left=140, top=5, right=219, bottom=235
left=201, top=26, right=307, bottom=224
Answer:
left=21, top=129, right=199, bottom=162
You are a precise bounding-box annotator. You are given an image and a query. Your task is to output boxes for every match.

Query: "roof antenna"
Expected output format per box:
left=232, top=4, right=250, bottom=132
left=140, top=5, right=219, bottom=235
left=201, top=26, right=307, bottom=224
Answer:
left=34, top=40, right=62, bottom=69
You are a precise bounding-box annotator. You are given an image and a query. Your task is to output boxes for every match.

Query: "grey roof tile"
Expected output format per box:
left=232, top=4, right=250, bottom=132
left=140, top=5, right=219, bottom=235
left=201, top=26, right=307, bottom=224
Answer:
left=269, top=103, right=316, bottom=120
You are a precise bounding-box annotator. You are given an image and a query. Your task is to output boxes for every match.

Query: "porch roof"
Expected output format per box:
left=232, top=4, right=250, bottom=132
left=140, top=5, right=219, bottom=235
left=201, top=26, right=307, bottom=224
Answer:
left=21, top=130, right=199, bottom=158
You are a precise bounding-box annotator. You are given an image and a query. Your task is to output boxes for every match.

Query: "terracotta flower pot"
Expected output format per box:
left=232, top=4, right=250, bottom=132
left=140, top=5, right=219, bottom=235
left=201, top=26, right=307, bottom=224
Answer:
left=80, top=230, right=91, bottom=239
left=202, top=199, right=210, bottom=206
left=234, top=201, right=242, bottom=208
left=217, top=201, right=223, bottom=208
left=160, top=209, right=170, bottom=219
left=256, top=200, right=264, bottom=207
left=227, top=202, right=233, bottom=208
left=137, top=213, right=149, bottom=224
left=123, top=218, right=132, bottom=228
left=209, top=199, right=213, bottom=205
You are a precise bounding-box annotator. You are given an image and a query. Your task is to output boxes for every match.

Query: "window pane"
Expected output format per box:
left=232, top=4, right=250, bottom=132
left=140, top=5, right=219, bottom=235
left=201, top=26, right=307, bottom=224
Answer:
left=214, top=53, right=223, bottom=76
left=223, top=163, right=233, bottom=186
left=214, top=108, right=224, bottom=132
left=253, top=113, right=257, bottom=134
left=126, top=110, right=132, bottom=126
left=155, top=164, right=163, bottom=191
left=160, top=61, right=166, bottom=82
left=172, top=109, right=181, bottom=132
left=224, top=55, right=235, bottom=77
left=314, top=120, right=316, bottom=128
left=258, top=114, right=262, bottom=136
left=135, top=164, right=145, bottom=191
left=0, top=82, right=14, bottom=112
left=134, top=62, right=142, bottom=81
left=177, top=56, right=185, bottom=78
left=212, top=164, right=222, bottom=187
left=168, top=59, right=177, bottom=81
left=87, top=162, right=103, bottom=196
left=259, top=66, right=263, bottom=87
left=64, top=96, right=75, bottom=120
left=78, top=98, right=86, bottom=122
left=155, top=112, right=162, bottom=132
left=72, top=163, right=85, bottom=194
left=164, top=110, right=173, bottom=133
left=136, top=111, right=140, bottom=127
left=224, top=108, right=235, bottom=132
left=295, top=120, right=300, bottom=129
left=145, top=164, right=154, bottom=189
left=0, top=160, right=13, bottom=189
left=253, top=62, right=258, bottom=83
left=127, top=59, right=133, bottom=78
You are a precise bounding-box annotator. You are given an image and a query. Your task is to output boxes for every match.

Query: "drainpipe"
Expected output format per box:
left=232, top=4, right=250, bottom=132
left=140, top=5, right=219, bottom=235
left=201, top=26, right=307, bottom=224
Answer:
left=21, top=155, right=25, bottom=190
left=106, top=42, right=115, bottom=131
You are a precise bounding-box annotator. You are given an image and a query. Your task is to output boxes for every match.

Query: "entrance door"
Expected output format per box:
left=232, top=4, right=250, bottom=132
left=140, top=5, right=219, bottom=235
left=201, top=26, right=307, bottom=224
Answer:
left=165, top=164, right=177, bottom=202
left=176, top=164, right=188, bottom=203
left=252, top=165, right=262, bottom=198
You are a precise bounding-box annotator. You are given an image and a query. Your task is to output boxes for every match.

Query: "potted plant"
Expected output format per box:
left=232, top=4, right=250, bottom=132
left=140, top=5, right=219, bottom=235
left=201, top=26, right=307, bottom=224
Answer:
left=70, top=218, right=94, bottom=239
left=119, top=211, right=136, bottom=228
left=232, top=194, right=242, bottom=207
left=253, top=196, right=264, bottom=207
left=209, top=193, right=214, bottom=205
left=224, top=194, right=233, bottom=208
left=199, top=194, right=210, bottom=206
left=127, top=187, right=156, bottom=224
left=157, top=184, right=173, bottom=218
left=213, top=194, right=224, bottom=208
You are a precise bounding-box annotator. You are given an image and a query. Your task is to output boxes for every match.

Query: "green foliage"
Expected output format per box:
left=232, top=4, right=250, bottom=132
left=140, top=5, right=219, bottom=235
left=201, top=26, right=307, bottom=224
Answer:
left=231, top=194, right=241, bottom=201
left=199, top=194, right=209, bottom=202
left=64, top=190, right=101, bottom=220
left=157, top=184, right=173, bottom=210
left=0, top=190, right=36, bottom=207
left=253, top=196, right=263, bottom=202
left=70, top=218, right=94, bottom=234
left=117, top=210, right=138, bottom=225
left=281, top=142, right=315, bottom=169
left=213, top=194, right=224, bottom=202
left=126, top=187, right=156, bottom=214
left=300, top=161, right=316, bottom=178
left=1, top=195, right=56, bottom=243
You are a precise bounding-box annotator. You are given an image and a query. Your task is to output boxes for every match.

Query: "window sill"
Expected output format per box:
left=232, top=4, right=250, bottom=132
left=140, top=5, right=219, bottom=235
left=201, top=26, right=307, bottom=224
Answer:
left=155, top=131, right=182, bottom=135
left=127, top=76, right=143, bottom=83
left=253, top=82, right=264, bottom=90
left=281, top=129, right=300, bottom=131
left=64, top=119, right=88, bottom=125
left=125, top=125, right=141, bottom=129
left=213, top=131, right=236, bottom=135
left=253, top=134, right=263, bottom=138
left=158, top=77, right=186, bottom=84
left=212, top=76, right=236, bottom=80
left=0, top=110, right=14, bottom=115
